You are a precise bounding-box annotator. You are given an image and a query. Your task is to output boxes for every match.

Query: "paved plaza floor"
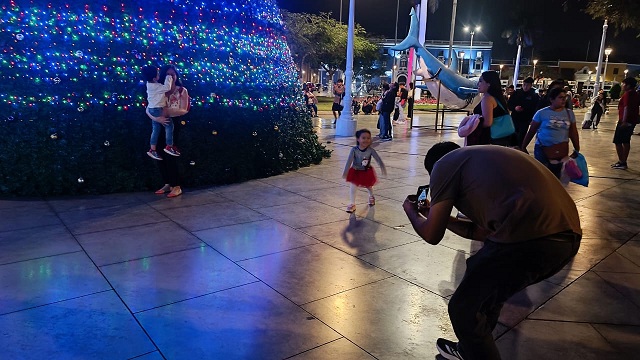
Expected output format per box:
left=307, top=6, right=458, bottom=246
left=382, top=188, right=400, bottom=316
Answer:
left=1, top=108, right=640, bottom=359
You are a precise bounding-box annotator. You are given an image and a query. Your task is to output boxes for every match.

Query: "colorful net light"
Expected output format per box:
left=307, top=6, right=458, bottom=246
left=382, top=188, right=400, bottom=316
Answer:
left=0, top=0, right=300, bottom=116
left=0, top=0, right=329, bottom=197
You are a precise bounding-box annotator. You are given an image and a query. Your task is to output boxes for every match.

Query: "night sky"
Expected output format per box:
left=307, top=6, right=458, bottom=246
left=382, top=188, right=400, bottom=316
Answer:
left=276, top=0, right=639, bottom=64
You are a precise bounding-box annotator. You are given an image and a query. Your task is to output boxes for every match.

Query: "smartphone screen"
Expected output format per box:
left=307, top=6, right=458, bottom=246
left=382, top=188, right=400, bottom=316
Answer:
left=416, top=185, right=429, bottom=198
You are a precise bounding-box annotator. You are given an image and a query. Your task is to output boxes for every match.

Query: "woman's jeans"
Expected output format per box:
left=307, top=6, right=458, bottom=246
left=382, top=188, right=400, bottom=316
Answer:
left=149, top=107, right=174, bottom=146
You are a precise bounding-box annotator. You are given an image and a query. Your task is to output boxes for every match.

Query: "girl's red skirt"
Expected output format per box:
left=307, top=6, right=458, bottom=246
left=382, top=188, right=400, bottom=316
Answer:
left=346, top=167, right=377, bottom=187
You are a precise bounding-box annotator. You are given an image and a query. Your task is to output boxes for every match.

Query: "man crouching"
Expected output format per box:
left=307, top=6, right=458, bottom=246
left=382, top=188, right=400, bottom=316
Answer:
left=403, top=142, right=581, bottom=360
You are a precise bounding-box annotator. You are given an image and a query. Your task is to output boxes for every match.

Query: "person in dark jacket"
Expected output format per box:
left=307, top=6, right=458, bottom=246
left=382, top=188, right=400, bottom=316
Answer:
left=508, top=77, right=540, bottom=146
left=380, top=82, right=397, bottom=140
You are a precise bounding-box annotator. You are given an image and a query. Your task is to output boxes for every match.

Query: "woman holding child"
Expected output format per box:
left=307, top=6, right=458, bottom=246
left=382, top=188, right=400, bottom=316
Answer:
left=146, top=65, right=190, bottom=198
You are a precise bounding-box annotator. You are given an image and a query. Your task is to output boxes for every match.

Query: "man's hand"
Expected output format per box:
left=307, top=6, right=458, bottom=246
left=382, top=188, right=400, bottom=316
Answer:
left=403, top=195, right=430, bottom=217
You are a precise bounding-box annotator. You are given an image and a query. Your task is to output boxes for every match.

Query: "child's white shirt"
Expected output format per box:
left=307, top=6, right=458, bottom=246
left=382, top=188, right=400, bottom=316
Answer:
left=146, top=76, right=173, bottom=108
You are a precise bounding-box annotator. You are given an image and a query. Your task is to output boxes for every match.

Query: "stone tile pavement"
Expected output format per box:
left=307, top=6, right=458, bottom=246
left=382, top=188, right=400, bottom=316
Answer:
left=1, top=108, right=639, bottom=359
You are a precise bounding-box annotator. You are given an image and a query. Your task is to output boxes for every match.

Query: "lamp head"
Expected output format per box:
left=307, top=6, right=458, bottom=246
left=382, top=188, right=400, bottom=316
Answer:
left=605, top=47, right=612, bottom=56
left=459, top=51, right=465, bottom=59
left=533, top=59, right=538, bottom=65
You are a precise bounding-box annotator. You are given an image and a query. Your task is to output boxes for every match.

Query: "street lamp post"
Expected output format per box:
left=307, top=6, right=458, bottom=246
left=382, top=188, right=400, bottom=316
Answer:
left=464, top=26, right=480, bottom=76
left=592, top=19, right=608, bottom=101
left=624, top=69, right=629, bottom=79
left=447, top=0, right=459, bottom=67
left=588, top=70, right=593, bottom=89
left=458, top=51, right=465, bottom=75
left=499, top=64, right=504, bottom=79
left=602, top=47, right=612, bottom=89
left=532, top=59, right=538, bottom=78
left=335, top=0, right=357, bottom=136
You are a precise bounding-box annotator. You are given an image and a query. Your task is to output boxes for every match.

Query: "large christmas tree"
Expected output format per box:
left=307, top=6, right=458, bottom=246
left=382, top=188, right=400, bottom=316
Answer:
left=0, top=0, right=329, bottom=196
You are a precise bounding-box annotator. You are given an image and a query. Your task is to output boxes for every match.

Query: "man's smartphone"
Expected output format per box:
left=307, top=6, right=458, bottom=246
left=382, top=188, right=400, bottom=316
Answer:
left=416, top=185, right=429, bottom=208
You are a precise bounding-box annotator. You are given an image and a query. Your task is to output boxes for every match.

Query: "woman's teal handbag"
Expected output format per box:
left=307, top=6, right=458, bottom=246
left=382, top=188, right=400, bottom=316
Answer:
left=490, top=101, right=515, bottom=139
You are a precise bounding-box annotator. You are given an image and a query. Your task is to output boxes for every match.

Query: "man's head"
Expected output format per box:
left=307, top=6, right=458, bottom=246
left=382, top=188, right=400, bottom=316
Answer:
left=548, top=79, right=565, bottom=91
left=623, top=77, right=637, bottom=91
left=523, top=77, right=534, bottom=91
left=424, top=142, right=461, bottom=174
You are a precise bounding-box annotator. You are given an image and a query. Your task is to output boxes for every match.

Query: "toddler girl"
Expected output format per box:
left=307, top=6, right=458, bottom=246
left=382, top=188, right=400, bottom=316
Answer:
left=342, top=129, right=387, bottom=213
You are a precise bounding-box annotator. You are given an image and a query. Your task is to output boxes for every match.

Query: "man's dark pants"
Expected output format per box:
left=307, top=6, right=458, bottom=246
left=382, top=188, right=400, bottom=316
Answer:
left=449, top=232, right=581, bottom=360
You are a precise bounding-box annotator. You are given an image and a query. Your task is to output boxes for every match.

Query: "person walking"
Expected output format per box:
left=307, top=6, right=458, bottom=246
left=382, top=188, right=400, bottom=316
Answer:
left=332, top=79, right=345, bottom=124
left=590, top=93, right=604, bottom=129
left=508, top=77, right=540, bottom=147
left=521, top=87, right=580, bottom=179
left=403, top=142, right=581, bottom=360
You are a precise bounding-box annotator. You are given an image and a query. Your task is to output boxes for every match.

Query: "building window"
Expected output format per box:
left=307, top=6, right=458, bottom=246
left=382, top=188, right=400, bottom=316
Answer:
left=613, top=68, right=619, bottom=75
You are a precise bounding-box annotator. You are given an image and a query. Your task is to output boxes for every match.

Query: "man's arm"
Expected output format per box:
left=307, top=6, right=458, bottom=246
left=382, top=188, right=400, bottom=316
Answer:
left=403, top=198, right=490, bottom=244
left=402, top=199, right=453, bottom=245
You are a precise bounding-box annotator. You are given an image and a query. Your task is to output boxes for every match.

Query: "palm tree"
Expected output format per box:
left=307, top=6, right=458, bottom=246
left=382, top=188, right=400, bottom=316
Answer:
left=501, top=3, right=538, bottom=86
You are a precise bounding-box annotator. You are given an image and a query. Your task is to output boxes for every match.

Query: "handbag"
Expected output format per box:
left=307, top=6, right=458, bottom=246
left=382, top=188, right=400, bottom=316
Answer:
left=542, top=142, right=569, bottom=160
left=490, top=101, right=515, bottom=139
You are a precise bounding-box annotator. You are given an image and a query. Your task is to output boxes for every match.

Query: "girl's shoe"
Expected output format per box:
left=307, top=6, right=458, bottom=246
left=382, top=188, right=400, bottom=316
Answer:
left=368, top=196, right=376, bottom=206
left=346, top=204, right=356, bottom=213
left=147, top=149, right=163, bottom=160
left=164, top=145, right=181, bottom=156
left=155, top=184, right=171, bottom=194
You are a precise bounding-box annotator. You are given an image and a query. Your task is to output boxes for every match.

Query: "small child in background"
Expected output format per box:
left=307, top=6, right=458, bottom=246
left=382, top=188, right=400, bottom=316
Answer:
left=342, top=128, right=387, bottom=213
left=142, top=65, right=179, bottom=160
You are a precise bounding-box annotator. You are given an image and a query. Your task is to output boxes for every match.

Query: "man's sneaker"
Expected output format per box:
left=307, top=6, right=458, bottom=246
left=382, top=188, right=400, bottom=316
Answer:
left=612, top=162, right=628, bottom=170
left=164, top=145, right=181, bottom=157
left=146, top=149, right=163, bottom=160
left=436, top=338, right=465, bottom=360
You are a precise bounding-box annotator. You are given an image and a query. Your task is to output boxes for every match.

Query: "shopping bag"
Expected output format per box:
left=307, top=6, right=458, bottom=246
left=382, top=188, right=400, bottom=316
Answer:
left=570, top=153, right=589, bottom=187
